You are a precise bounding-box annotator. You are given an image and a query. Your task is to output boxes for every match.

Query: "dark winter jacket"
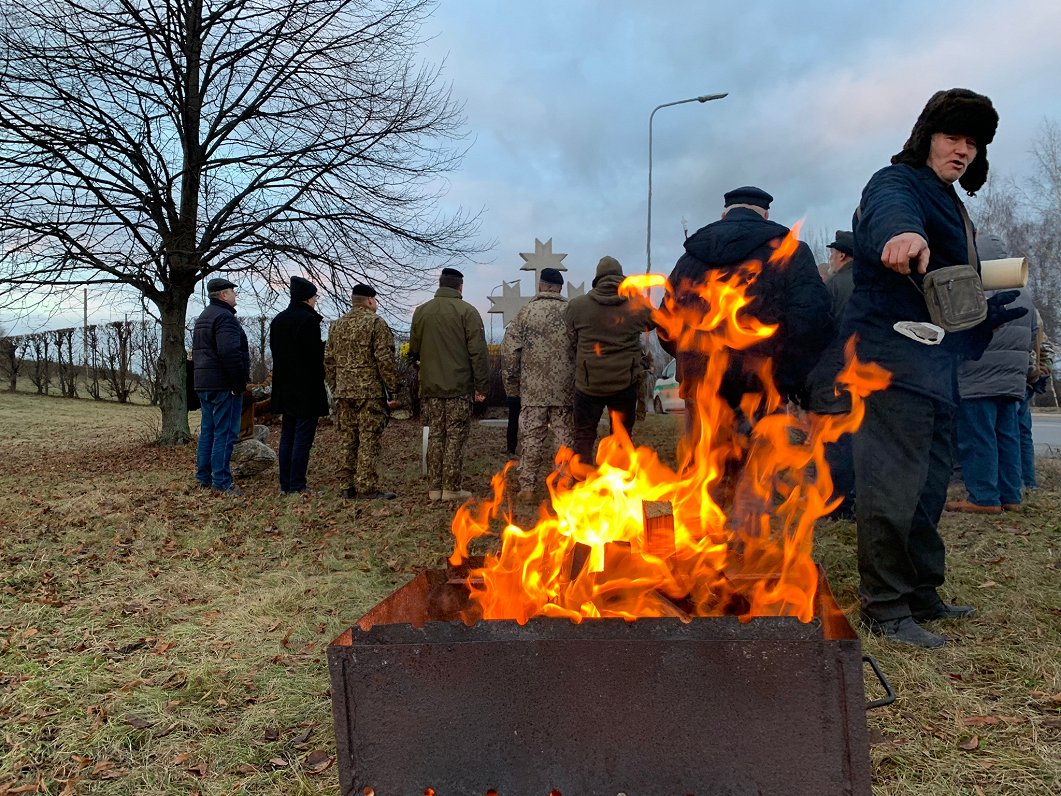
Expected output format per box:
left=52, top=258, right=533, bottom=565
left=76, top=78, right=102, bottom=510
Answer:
left=957, top=288, right=1036, bottom=401
left=564, top=274, right=653, bottom=397
left=662, top=208, right=833, bottom=406
left=269, top=300, right=329, bottom=417
left=192, top=298, right=250, bottom=393
left=409, top=287, right=489, bottom=398
left=842, top=164, right=987, bottom=404
left=827, top=265, right=854, bottom=327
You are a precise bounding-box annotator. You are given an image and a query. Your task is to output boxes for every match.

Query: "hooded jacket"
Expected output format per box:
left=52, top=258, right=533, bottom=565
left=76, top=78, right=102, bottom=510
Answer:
left=663, top=208, right=832, bottom=406
left=564, top=274, right=652, bottom=396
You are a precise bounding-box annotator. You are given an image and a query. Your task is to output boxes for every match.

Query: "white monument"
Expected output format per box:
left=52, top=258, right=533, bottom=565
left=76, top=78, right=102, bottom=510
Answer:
left=488, top=237, right=586, bottom=326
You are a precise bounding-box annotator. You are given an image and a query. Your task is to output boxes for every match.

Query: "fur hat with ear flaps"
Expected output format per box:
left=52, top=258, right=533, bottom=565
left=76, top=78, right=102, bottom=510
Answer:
left=891, top=88, right=998, bottom=195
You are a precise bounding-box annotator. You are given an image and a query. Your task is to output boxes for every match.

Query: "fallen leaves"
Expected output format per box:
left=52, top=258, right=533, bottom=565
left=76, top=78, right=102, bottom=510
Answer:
left=957, top=735, right=980, bottom=751
left=303, top=749, right=334, bottom=774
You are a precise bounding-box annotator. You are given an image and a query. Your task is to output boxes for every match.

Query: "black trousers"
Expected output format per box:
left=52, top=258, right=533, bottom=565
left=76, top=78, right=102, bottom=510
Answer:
left=573, top=384, right=638, bottom=465
left=824, top=433, right=856, bottom=516
left=854, top=387, right=953, bottom=621
left=506, top=397, right=521, bottom=455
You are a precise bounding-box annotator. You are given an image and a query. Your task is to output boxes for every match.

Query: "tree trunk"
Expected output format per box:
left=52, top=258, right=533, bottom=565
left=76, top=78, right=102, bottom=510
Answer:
left=157, top=291, right=193, bottom=444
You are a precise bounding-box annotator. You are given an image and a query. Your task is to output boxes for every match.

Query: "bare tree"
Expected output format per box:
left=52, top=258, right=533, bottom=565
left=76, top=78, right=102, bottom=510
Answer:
left=27, top=332, right=52, bottom=394
left=84, top=325, right=103, bottom=399
left=0, top=0, right=483, bottom=442
left=0, top=333, right=29, bottom=391
left=52, top=326, right=79, bottom=397
left=101, top=321, right=136, bottom=403
left=137, top=320, right=163, bottom=404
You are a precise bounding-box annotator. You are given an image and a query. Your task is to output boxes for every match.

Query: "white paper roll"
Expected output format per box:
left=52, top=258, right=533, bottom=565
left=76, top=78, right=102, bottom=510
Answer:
left=980, top=257, right=1028, bottom=290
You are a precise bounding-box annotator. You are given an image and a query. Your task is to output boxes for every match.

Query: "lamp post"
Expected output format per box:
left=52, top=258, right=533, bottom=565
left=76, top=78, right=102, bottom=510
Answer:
left=646, top=93, right=727, bottom=274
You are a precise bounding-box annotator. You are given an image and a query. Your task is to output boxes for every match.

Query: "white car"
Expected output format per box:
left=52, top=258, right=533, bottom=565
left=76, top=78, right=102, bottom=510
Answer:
left=652, top=358, right=685, bottom=413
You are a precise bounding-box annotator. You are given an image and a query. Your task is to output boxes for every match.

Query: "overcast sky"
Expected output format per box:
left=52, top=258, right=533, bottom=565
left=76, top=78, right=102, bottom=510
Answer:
left=8, top=0, right=1061, bottom=339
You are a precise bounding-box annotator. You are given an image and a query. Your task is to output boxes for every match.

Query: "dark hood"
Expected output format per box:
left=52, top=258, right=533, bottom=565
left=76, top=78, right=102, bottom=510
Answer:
left=683, top=209, right=791, bottom=268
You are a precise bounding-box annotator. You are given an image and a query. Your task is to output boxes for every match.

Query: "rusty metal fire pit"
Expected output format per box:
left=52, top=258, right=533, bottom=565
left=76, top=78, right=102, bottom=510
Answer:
left=328, top=566, right=892, bottom=796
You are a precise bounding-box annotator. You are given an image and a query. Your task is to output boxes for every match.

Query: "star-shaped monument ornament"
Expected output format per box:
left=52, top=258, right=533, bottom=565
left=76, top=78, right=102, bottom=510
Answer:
left=487, top=237, right=585, bottom=326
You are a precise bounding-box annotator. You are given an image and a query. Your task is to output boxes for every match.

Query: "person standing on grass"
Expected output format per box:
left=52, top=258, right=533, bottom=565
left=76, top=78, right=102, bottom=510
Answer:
left=269, top=276, right=329, bottom=495
left=564, top=256, right=654, bottom=466
left=502, top=267, right=575, bottom=502
left=325, top=283, right=401, bottom=501
left=1020, top=309, right=1055, bottom=491
left=945, top=234, right=1035, bottom=515
left=193, top=277, right=250, bottom=495
left=842, top=88, right=1025, bottom=649
left=409, top=267, right=490, bottom=502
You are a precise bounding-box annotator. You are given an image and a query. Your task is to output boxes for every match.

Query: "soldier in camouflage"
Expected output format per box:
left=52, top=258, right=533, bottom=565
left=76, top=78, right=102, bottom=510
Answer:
left=502, top=268, right=575, bottom=501
left=324, top=283, right=400, bottom=500
left=409, top=267, right=489, bottom=501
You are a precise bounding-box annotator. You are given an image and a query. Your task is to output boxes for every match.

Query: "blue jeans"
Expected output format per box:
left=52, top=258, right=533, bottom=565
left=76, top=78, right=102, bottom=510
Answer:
left=1017, top=387, right=1036, bottom=488
left=196, top=390, right=243, bottom=490
left=278, top=415, right=319, bottom=493
left=956, top=396, right=1022, bottom=506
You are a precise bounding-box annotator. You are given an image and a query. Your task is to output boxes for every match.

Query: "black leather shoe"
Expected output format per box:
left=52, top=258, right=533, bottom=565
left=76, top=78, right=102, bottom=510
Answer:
left=862, top=614, right=946, bottom=649
left=912, top=602, right=976, bottom=622
left=357, top=491, right=398, bottom=500
left=213, top=486, right=244, bottom=497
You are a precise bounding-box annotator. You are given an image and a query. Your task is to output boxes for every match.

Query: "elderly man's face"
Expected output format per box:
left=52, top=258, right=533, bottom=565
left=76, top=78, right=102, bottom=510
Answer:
left=828, top=247, right=850, bottom=272
left=927, top=132, right=978, bottom=184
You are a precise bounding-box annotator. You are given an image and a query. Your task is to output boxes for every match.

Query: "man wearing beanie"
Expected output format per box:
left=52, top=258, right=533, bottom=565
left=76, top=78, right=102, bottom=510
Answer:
left=324, top=283, right=401, bottom=500
left=409, top=268, right=489, bottom=501
left=502, top=267, right=575, bottom=501
left=839, top=88, right=1026, bottom=649
left=193, top=277, right=250, bottom=495
left=564, top=256, right=653, bottom=465
left=662, top=186, right=832, bottom=415
left=269, top=276, right=329, bottom=495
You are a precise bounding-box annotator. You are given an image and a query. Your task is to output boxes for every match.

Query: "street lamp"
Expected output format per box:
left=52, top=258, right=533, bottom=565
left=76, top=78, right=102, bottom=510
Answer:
left=646, top=93, right=728, bottom=274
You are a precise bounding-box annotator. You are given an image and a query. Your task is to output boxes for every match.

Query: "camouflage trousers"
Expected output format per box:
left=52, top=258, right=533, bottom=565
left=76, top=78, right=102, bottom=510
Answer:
left=422, top=396, right=472, bottom=492
left=335, top=398, right=388, bottom=493
left=518, top=405, right=574, bottom=492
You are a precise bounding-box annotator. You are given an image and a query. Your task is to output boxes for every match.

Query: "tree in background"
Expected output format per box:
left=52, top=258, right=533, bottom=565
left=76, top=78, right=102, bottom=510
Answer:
left=0, top=0, right=481, bottom=443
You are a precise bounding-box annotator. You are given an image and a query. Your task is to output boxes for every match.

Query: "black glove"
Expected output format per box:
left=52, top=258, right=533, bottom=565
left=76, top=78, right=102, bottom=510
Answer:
left=958, top=291, right=1029, bottom=361
left=985, top=290, right=1028, bottom=329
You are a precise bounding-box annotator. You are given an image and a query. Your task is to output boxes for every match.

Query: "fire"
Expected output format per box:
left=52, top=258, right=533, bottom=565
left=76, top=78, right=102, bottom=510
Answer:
left=450, top=228, right=890, bottom=624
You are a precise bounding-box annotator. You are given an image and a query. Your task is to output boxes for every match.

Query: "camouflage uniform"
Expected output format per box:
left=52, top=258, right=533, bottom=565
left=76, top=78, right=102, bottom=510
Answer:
left=410, top=286, right=489, bottom=493
left=324, top=305, right=399, bottom=494
left=502, top=291, right=575, bottom=493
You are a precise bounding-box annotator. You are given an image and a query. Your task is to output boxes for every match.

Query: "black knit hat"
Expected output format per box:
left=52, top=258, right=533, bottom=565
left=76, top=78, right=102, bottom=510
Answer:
left=351, top=283, right=377, bottom=298
left=290, top=275, right=317, bottom=302
left=539, top=267, right=564, bottom=286
left=891, top=88, right=998, bottom=195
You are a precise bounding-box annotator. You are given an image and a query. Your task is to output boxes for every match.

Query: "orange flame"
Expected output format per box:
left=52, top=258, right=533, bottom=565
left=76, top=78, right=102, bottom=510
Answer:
left=450, top=227, right=889, bottom=624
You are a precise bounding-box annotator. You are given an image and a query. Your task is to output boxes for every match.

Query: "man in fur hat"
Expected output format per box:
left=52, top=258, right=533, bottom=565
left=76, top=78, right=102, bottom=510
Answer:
left=269, top=276, right=329, bottom=495
left=842, top=88, right=1026, bottom=648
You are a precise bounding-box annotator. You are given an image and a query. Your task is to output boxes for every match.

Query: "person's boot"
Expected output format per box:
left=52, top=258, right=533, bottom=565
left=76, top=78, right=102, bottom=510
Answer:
left=341, top=487, right=357, bottom=499
left=911, top=602, right=976, bottom=622
left=862, top=614, right=946, bottom=649
left=944, top=499, right=1002, bottom=515
left=356, top=491, right=397, bottom=500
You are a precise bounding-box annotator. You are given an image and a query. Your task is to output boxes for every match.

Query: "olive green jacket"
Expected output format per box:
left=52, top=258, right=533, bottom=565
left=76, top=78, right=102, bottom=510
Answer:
left=409, top=287, right=489, bottom=398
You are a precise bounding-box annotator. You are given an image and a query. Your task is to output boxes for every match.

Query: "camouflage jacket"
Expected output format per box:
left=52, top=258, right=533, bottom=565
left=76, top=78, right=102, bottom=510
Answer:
left=324, top=306, right=399, bottom=402
left=502, top=291, right=574, bottom=407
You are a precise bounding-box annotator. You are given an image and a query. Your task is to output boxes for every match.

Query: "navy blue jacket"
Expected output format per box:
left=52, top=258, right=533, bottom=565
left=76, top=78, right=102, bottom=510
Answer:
left=269, top=301, right=329, bottom=417
left=192, top=298, right=250, bottom=393
left=662, top=208, right=833, bottom=406
left=842, top=164, right=983, bottom=404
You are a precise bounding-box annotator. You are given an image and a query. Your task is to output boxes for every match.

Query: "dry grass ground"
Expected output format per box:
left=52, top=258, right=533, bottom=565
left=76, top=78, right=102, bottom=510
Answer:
left=0, top=391, right=1058, bottom=795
